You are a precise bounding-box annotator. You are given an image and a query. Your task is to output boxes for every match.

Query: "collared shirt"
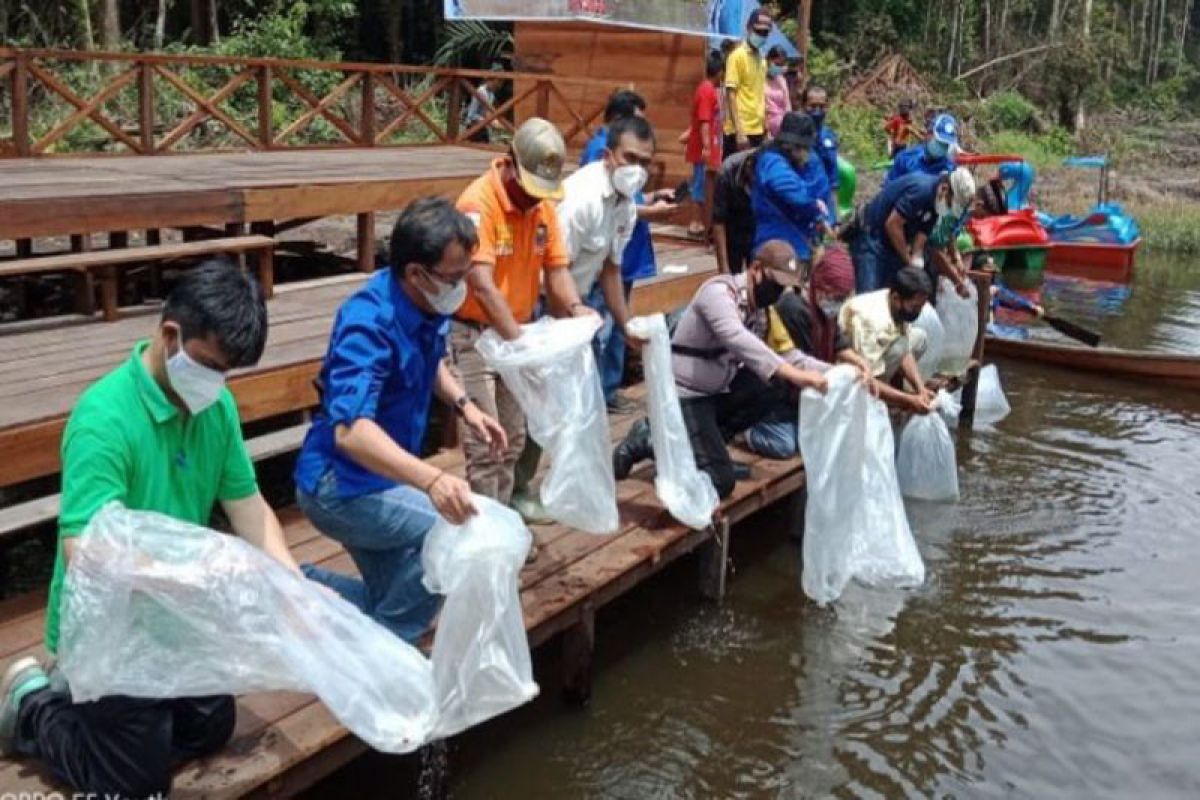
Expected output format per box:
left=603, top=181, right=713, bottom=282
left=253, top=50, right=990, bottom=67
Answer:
left=724, top=42, right=768, bottom=136
left=839, top=288, right=911, bottom=377
left=886, top=143, right=955, bottom=184
left=581, top=128, right=657, bottom=282
left=47, top=341, right=257, bottom=653
left=455, top=157, right=570, bottom=326
left=556, top=160, right=637, bottom=295
left=671, top=273, right=783, bottom=398
left=864, top=172, right=941, bottom=243
left=295, top=270, right=448, bottom=499
left=751, top=147, right=830, bottom=260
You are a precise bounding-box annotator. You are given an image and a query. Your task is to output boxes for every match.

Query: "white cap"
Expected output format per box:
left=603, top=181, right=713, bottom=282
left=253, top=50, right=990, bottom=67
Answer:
left=948, top=167, right=976, bottom=216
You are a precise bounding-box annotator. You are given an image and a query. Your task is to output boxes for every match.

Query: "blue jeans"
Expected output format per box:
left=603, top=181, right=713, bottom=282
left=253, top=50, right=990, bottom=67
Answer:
left=744, top=403, right=799, bottom=460
left=297, top=472, right=441, bottom=644
left=851, top=232, right=906, bottom=294
left=585, top=281, right=631, bottom=404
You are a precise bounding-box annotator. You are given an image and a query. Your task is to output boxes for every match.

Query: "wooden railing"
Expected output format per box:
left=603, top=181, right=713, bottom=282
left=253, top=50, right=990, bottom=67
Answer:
left=0, top=48, right=619, bottom=157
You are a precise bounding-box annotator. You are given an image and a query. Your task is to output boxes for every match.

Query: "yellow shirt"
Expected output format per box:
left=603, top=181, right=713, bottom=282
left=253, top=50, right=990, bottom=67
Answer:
left=723, top=43, right=768, bottom=136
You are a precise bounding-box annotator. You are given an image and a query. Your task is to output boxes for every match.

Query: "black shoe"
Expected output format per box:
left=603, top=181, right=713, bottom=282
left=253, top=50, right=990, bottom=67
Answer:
left=613, top=418, right=653, bottom=479
left=732, top=462, right=752, bottom=481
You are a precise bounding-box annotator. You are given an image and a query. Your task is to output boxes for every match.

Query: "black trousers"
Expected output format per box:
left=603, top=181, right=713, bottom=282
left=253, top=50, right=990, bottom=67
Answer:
left=722, top=133, right=765, bottom=161
left=15, top=685, right=236, bottom=799
left=724, top=233, right=754, bottom=275
left=681, top=369, right=787, bottom=499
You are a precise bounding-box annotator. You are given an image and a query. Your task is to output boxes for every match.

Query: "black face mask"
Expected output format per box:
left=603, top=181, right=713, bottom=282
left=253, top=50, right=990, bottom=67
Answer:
left=754, top=276, right=785, bottom=309
left=892, top=304, right=922, bottom=324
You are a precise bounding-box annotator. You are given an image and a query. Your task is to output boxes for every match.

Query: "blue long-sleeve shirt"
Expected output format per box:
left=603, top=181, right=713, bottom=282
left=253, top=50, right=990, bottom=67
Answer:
left=814, top=125, right=840, bottom=212
left=886, top=143, right=954, bottom=184
left=751, top=147, right=829, bottom=260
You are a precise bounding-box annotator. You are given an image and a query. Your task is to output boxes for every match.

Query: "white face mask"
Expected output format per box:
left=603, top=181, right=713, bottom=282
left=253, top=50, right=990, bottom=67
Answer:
left=612, top=164, right=648, bottom=198
left=419, top=269, right=468, bottom=315
left=936, top=196, right=952, bottom=218
left=166, top=342, right=225, bottom=415
left=819, top=299, right=843, bottom=319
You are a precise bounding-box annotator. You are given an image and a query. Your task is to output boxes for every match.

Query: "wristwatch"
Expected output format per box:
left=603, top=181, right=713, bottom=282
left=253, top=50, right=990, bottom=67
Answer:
left=452, top=394, right=471, bottom=416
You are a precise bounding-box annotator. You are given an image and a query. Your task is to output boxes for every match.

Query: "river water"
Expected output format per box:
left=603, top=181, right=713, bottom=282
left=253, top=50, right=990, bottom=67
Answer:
left=407, top=251, right=1199, bottom=799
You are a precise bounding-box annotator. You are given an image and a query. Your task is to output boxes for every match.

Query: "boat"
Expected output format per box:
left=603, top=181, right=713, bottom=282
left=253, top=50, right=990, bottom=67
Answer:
left=1037, top=156, right=1141, bottom=274
left=985, top=335, right=1200, bottom=389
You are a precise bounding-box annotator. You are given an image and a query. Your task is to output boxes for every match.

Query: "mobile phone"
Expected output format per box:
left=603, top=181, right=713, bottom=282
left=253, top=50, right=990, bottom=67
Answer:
left=672, top=180, right=690, bottom=204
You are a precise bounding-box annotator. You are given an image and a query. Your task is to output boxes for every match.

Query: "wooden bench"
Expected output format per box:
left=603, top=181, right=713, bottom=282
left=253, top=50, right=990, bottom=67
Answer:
left=0, top=395, right=807, bottom=797
left=0, top=235, right=277, bottom=322
left=0, top=423, right=312, bottom=548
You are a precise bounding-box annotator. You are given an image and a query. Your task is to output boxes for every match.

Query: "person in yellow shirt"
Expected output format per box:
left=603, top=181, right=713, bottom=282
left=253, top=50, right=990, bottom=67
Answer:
left=723, top=8, right=773, bottom=156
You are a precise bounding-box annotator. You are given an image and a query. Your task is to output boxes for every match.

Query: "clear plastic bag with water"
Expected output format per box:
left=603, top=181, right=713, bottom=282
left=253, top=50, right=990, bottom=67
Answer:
left=798, top=366, right=926, bottom=605
left=974, top=363, right=1012, bottom=425
left=60, top=504, right=439, bottom=753
left=625, top=314, right=719, bottom=530
left=421, top=495, right=539, bottom=738
left=475, top=315, right=618, bottom=534
left=912, top=303, right=946, bottom=381
left=936, top=277, right=979, bottom=375
left=896, top=396, right=960, bottom=502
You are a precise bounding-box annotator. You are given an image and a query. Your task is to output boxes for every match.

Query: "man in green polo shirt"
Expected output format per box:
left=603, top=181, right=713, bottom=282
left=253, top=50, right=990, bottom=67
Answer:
left=0, top=259, right=301, bottom=798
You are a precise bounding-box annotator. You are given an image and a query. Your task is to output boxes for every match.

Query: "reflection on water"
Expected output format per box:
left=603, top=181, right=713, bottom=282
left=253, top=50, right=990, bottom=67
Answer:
left=324, top=252, right=1200, bottom=798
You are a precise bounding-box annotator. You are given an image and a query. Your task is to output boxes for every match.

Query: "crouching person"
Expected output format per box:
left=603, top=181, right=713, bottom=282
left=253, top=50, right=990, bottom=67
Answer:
left=295, top=198, right=508, bottom=643
left=612, top=240, right=828, bottom=499
left=1, top=261, right=299, bottom=798
left=839, top=266, right=937, bottom=414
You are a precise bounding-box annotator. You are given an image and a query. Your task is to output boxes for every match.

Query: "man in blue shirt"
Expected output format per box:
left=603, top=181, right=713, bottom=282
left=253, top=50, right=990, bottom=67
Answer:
left=849, top=167, right=975, bottom=293
left=800, top=84, right=840, bottom=219
left=886, top=112, right=958, bottom=184
left=294, top=197, right=508, bottom=643
left=580, top=89, right=677, bottom=411
left=751, top=112, right=830, bottom=267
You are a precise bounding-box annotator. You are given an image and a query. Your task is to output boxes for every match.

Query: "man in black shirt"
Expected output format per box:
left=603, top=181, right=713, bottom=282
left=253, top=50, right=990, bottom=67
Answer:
left=712, top=148, right=759, bottom=275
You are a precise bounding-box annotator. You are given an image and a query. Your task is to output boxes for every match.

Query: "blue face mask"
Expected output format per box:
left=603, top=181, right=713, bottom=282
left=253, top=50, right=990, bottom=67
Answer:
left=748, top=32, right=767, bottom=49
left=767, top=65, right=785, bottom=78
left=808, top=110, right=826, bottom=130
left=927, top=139, right=950, bottom=160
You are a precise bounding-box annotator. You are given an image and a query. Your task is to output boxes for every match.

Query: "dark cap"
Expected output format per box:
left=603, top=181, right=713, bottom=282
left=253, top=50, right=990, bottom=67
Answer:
left=748, top=8, right=773, bottom=28
left=775, top=112, right=815, bottom=148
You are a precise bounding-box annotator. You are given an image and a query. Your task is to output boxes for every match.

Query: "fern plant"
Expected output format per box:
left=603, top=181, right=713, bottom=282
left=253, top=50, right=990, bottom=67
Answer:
left=434, top=20, right=513, bottom=67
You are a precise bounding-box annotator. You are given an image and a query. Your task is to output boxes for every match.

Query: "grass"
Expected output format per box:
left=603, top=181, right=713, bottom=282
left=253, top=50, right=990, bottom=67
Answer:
left=1130, top=200, right=1200, bottom=255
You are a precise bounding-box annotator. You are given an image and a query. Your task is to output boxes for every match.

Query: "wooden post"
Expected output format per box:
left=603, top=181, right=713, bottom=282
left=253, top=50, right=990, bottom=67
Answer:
left=15, top=239, right=33, bottom=258
left=138, top=62, right=155, bottom=154
left=70, top=234, right=96, bottom=316
left=100, top=231, right=130, bottom=322
left=256, top=245, right=275, bottom=298
left=535, top=80, right=551, bottom=120
left=796, top=0, right=813, bottom=78
left=145, top=228, right=163, bottom=297
left=958, top=270, right=994, bottom=430
left=12, top=54, right=30, bottom=157
left=360, top=71, right=376, bottom=146
left=697, top=517, right=731, bottom=602
left=356, top=212, right=376, bottom=272
left=258, top=66, right=273, bottom=149
left=446, top=79, right=462, bottom=142
left=561, top=605, right=596, bottom=706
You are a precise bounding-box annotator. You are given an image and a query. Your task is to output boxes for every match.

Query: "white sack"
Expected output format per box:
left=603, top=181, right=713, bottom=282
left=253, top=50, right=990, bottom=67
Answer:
left=936, top=278, right=979, bottom=375
left=476, top=316, right=618, bottom=534
left=422, top=496, right=539, bottom=738
left=912, top=303, right=946, bottom=381
left=937, top=387, right=963, bottom=426
left=798, top=366, right=926, bottom=605
left=626, top=314, right=719, bottom=530
left=974, top=364, right=1011, bottom=425
left=60, top=504, right=438, bottom=753
left=896, top=399, right=960, bottom=502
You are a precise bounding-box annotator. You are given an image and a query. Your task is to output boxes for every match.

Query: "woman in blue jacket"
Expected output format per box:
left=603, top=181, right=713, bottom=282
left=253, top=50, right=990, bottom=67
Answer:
left=751, top=113, right=830, bottom=266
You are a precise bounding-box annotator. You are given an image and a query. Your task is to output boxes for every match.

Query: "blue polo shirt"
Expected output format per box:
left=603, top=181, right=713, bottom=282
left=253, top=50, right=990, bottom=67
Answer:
left=751, top=147, right=829, bottom=260
left=864, top=172, right=941, bottom=239
left=295, top=270, right=449, bottom=498
left=581, top=127, right=657, bottom=281
left=886, top=143, right=955, bottom=184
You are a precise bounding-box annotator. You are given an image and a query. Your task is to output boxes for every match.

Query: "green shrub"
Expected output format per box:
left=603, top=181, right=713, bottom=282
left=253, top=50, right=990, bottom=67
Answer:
left=828, top=103, right=888, bottom=167
left=981, top=129, right=1074, bottom=170
left=979, top=90, right=1038, bottom=133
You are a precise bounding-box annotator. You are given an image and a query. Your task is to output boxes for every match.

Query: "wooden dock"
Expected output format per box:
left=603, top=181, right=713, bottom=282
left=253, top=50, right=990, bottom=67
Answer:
left=0, top=239, right=773, bottom=797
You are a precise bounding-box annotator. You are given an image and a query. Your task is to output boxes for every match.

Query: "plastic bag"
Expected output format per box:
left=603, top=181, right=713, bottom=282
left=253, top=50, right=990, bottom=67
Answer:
left=936, top=387, right=963, bottom=426
left=936, top=278, right=979, bottom=375
left=896, top=401, right=960, bottom=502
left=60, top=504, right=438, bottom=753
left=422, top=496, right=539, bottom=738
left=625, top=314, right=719, bottom=530
left=912, top=303, right=946, bottom=381
left=476, top=316, right=618, bottom=534
left=798, top=366, right=926, bottom=605
left=974, top=364, right=1011, bottom=425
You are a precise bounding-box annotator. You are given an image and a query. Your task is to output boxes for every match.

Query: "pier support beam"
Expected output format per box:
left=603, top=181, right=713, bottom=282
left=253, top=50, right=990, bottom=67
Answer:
left=357, top=212, right=376, bottom=272
left=697, top=518, right=731, bottom=602
left=416, top=739, right=449, bottom=800
left=561, top=605, right=596, bottom=707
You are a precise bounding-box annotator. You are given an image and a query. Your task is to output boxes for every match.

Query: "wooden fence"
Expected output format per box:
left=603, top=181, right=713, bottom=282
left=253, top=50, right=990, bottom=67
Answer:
left=0, top=48, right=621, bottom=157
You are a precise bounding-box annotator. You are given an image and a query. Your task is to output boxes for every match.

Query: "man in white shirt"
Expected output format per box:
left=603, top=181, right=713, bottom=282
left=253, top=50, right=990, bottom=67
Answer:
left=554, top=113, right=655, bottom=357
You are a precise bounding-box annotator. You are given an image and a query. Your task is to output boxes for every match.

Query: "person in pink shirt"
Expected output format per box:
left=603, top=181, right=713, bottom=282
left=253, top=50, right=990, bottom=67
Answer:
left=763, top=46, right=792, bottom=138
left=685, top=51, right=726, bottom=237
